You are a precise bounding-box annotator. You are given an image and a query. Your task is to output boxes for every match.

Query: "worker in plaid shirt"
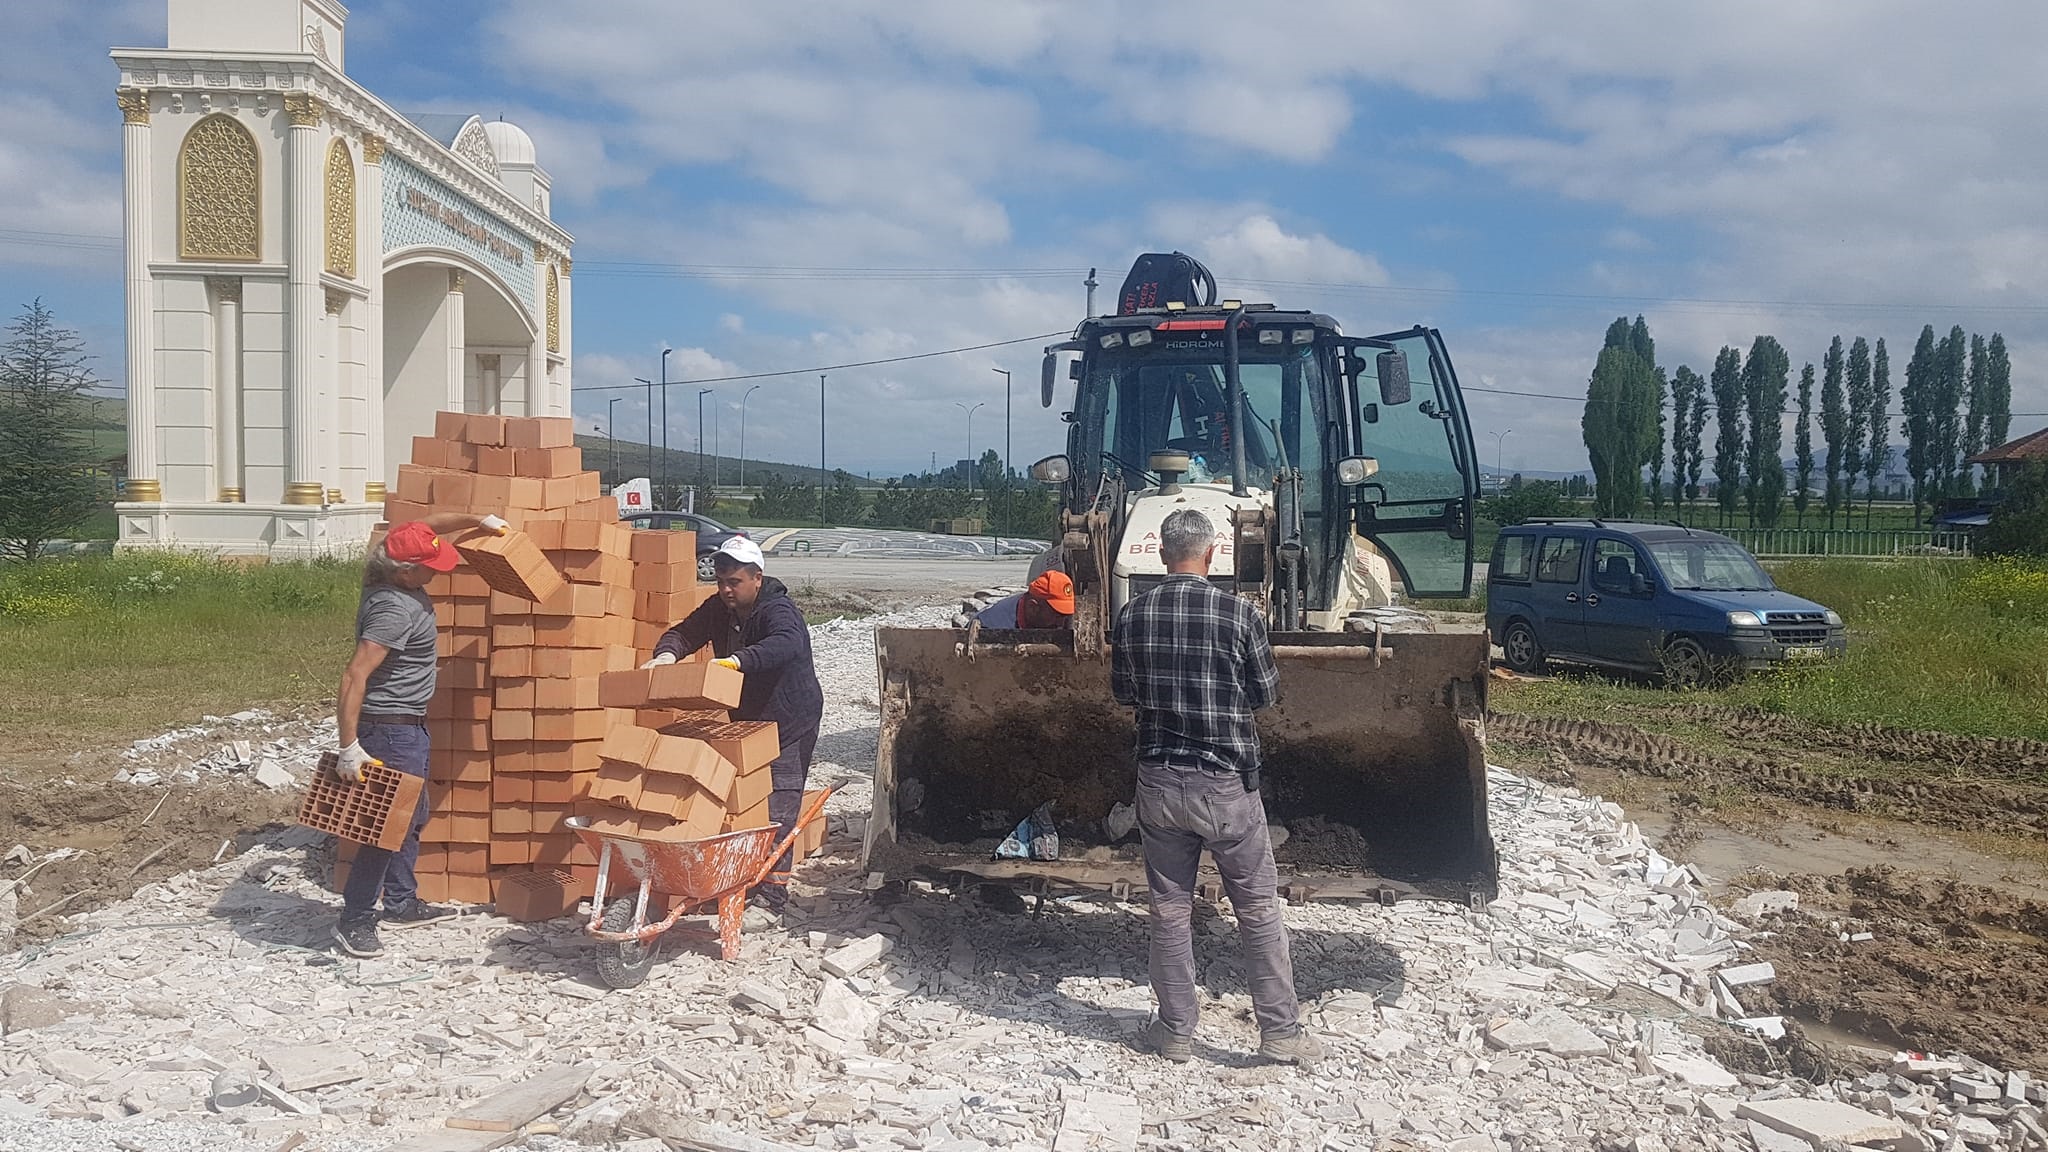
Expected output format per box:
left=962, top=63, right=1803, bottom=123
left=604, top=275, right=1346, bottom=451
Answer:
left=1110, top=506, right=1322, bottom=1067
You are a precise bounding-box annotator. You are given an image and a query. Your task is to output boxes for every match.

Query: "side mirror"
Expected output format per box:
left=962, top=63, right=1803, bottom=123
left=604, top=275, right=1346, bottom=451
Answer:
left=1040, top=353, right=1058, bottom=408
left=1377, top=350, right=1412, bottom=406
left=1335, top=456, right=1378, bottom=486
left=1029, top=455, right=1071, bottom=484
left=1630, top=572, right=1651, bottom=596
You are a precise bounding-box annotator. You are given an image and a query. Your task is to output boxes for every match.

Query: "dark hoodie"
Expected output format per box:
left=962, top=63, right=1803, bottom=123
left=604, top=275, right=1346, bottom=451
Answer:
left=652, top=576, right=824, bottom=737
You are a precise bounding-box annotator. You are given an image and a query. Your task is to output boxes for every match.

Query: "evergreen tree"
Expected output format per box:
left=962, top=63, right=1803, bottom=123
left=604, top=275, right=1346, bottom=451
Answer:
left=1986, top=332, right=2012, bottom=450
left=1844, top=337, right=1871, bottom=516
left=1710, top=346, right=1745, bottom=524
left=1793, top=362, right=1815, bottom=527
left=1820, top=336, right=1846, bottom=527
left=1965, top=333, right=1990, bottom=492
left=1932, top=325, right=1966, bottom=502
left=1685, top=365, right=1708, bottom=510
left=0, top=300, right=102, bottom=562
left=1981, top=461, right=2048, bottom=559
left=1901, top=325, right=1938, bottom=519
left=1865, top=338, right=1891, bottom=521
left=1669, top=366, right=1699, bottom=507
left=1582, top=344, right=1658, bottom=517
left=1742, top=337, right=1790, bottom=528
left=1648, top=365, right=1668, bottom=511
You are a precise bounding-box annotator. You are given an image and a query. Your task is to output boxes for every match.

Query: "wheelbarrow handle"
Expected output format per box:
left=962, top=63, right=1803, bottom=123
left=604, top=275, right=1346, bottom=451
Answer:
left=745, top=785, right=836, bottom=889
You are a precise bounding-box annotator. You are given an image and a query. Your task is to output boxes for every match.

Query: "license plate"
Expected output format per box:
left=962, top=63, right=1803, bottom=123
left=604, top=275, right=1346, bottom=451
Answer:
left=1784, top=646, right=1826, bottom=659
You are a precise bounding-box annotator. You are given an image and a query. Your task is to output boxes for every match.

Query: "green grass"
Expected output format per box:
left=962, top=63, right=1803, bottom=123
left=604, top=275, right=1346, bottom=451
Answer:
left=0, top=552, right=360, bottom=763
left=1494, top=556, right=2048, bottom=741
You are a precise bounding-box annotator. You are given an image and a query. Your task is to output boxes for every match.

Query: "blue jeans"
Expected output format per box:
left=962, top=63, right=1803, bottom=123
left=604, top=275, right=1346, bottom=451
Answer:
left=340, top=720, right=432, bottom=916
left=761, top=726, right=819, bottom=892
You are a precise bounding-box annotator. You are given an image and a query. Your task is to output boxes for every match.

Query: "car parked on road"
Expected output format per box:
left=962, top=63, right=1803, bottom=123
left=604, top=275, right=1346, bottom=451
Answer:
left=620, top=511, right=748, bottom=581
left=1484, top=520, right=1846, bottom=687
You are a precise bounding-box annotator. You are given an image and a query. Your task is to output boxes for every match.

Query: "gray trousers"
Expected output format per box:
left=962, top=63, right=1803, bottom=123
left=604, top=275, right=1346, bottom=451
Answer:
left=1137, top=761, right=1300, bottom=1039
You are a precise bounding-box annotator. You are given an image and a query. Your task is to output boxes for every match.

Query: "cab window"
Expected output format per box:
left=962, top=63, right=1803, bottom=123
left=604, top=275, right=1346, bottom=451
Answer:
left=1492, top=535, right=1533, bottom=583
left=1535, top=536, right=1583, bottom=584
left=1592, top=539, right=1645, bottom=594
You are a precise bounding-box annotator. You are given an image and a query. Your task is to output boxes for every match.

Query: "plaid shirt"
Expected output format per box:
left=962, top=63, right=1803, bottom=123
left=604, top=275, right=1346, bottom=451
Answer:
left=1110, top=574, right=1280, bottom=778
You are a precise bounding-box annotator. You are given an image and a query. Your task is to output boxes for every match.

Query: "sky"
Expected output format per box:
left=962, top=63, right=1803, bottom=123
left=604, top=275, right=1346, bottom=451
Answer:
left=7, top=1, right=2048, bottom=480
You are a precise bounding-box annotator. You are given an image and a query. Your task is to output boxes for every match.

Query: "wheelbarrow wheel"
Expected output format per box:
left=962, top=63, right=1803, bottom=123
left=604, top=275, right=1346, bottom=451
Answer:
left=596, top=896, right=657, bottom=989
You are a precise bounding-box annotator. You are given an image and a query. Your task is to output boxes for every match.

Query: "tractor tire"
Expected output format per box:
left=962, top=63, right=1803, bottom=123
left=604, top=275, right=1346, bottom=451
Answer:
left=595, top=896, right=656, bottom=989
left=1500, top=620, right=1546, bottom=675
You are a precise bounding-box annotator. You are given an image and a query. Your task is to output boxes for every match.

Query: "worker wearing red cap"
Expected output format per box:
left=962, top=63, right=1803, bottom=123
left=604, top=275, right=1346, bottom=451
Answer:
left=330, top=512, right=504, bottom=959
left=975, top=570, right=1077, bottom=630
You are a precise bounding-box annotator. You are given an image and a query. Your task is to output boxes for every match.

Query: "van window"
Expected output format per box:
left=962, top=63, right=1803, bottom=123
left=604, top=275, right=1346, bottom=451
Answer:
left=1535, top=536, right=1583, bottom=584
left=1591, top=539, right=1643, bottom=593
left=1492, top=535, right=1533, bottom=582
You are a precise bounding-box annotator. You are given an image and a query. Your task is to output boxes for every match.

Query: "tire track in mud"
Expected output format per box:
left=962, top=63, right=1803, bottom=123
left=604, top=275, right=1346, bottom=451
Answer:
left=1486, top=711, right=2048, bottom=839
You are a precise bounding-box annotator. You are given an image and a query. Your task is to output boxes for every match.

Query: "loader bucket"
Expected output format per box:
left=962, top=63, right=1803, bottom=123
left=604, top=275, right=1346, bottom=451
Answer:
left=867, top=627, right=1497, bottom=905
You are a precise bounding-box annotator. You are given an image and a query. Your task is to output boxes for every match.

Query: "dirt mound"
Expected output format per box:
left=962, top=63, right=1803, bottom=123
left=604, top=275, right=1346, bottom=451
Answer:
left=1740, top=865, right=2048, bottom=1074
left=1488, top=711, right=2048, bottom=838
left=0, top=778, right=301, bottom=946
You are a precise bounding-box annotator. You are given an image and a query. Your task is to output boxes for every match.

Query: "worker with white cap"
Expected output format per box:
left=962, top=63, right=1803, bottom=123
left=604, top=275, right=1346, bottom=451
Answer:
left=645, top=536, right=824, bottom=909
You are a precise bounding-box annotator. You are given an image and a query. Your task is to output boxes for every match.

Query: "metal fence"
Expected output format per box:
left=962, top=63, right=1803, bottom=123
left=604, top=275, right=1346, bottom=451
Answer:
left=1715, top=527, right=1974, bottom=558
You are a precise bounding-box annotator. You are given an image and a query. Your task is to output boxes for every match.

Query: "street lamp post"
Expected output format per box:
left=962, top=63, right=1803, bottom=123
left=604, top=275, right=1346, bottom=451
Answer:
left=607, top=397, right=621, bottom=483
left=992, top=367, right=1010, bottom=537
left=660, top=348, right=673, bottom=497
left=1490, top=428, right=1513, bottom=495
left=955, top=401, right=984, bottom=494
left=818, top=374, right=827, bottom=528
left=697, top=388, right=713, bottom=492
left=739, top=384, right=762, bottom=488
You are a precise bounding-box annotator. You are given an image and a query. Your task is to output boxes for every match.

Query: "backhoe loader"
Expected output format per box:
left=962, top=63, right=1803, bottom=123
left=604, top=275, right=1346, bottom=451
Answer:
left=867, top=253, right=1497, bottom=905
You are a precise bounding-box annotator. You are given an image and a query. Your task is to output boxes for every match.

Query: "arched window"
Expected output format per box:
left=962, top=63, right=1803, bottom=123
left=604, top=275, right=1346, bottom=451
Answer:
left=324, top=138, right=356, bottom=278
left=547, top=264, right=560, bottom=353
left=178, top=115, right=260, bottom=262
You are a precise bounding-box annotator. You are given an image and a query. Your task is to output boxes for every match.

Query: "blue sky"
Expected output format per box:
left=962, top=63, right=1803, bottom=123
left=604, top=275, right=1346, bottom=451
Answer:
left=7, top=1, right=2048, bottom=479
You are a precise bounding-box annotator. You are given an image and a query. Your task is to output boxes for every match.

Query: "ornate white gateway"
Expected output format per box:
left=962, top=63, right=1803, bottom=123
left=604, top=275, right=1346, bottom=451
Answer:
left=110, top=0, right=574, bottom=555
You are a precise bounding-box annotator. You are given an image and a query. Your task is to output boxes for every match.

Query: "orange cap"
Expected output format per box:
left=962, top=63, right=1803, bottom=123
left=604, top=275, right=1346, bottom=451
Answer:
left=1028, top=570, right=1076, bottom=614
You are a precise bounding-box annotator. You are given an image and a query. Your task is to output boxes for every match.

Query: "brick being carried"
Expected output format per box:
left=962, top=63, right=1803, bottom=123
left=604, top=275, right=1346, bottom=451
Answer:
left=297, top=755, right=428, bottom=852
left=597, top=662, right=743, bottom=710
left=660, top=716, right=779, bottom=777
left=456, top=531, right=566, bottom=603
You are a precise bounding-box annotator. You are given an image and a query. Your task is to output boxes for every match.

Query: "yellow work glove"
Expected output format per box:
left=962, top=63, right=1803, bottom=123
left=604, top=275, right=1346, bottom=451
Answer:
left=712, top=656, right=740, bottom=672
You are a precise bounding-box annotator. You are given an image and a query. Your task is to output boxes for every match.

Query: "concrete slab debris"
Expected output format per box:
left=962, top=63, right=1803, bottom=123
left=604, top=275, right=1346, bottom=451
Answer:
left=820, top=933, right=894, bottom=979
left=259, top=1044, right=368, bottom=1092
left=1737, top=1098, right=1906, bottom=1147
left=1732, top=890, right=1801, bottom=919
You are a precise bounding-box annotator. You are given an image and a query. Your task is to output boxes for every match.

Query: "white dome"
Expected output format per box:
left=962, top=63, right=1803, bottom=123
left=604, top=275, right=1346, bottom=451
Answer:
left=483, top=120, right=536, bottom=167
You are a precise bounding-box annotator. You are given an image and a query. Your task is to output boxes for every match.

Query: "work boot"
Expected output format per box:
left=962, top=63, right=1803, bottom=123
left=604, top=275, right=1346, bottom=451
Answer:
left=1257, top=1028, right=1325, bottom=1066
left=1136, top=1020, right=1193, bottom=1063
left=380, top=897, right=456, bottom=928
left=332, top=912, right=384, bottom=958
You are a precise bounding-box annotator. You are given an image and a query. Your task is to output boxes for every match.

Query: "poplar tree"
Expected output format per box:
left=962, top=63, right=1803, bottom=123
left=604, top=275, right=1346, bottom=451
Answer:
left=1932, top=325, right=1966, bottom=502
left=1964, top=333, right=1990, bottom=493
left=1986, top=332, right=2012, bottom=451
left=1670, top=365, right=1703, bottom=509
left=1710, top=347, right=1745, bottom=524
left=1793, top=362, right=1815, bottom=527
left=1902, top=325, right=1937, bottom=519
left=1866, top=338, right=1891, bottom=517
left=1582, top=316, right=1660, bottom=517
left=1686, top=364, right=1709, bottom=511
left=1743, top=336, right=1790, bottom=528
left=1820, top=336, right=1846, bottom=527
left=1844, top=337, right=1872, bottom=516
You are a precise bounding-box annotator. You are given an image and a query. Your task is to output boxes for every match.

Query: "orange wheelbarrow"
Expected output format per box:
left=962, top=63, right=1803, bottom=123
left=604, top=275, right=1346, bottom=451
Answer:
left=566, top=787, right=833, bottom=988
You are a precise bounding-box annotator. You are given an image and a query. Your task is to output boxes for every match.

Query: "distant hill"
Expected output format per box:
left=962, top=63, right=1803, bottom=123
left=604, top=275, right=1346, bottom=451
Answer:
left=572, top=434, right=847, bottom=489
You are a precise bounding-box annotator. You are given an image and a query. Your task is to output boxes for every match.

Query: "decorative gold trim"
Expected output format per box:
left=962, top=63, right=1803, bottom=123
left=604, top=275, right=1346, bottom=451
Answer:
left=178, top=115, right=261, bottom=263
left=124, top=478, right=163, bottom=503
left=326, top=487, right=345, bottom=505
left=323, top=138, right=356, bottom=278
left=207, top=276, right=242, bottom=304
left=282, top=91, right=323, bottom=128
left=361, top=134, right=385, bottom=165
left=450, top=117, right=501, bottom=177
left=218, top=487, right=245, bottom=503
left=559, top=255, right=571, bottom=276
left=324, top=287, right=349, bottom=315
left=283, top=481, right=325, bottom=505
left=117, top=88, right=150, bottom=125
left=363, top=482, right=387, bottom=503
left=449, top=269, right=465, bottom=294
left=546, top=264, right=561, bottom=354
left=533, top=240, right=548, bottom=263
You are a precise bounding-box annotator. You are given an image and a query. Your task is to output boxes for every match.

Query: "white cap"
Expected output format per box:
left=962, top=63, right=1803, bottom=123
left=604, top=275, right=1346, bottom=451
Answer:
left=713, top=535, right=765, bottom=571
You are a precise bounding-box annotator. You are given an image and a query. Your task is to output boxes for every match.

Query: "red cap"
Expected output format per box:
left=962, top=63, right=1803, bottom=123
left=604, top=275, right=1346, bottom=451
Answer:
left=385, top=521, right=460, bottom=572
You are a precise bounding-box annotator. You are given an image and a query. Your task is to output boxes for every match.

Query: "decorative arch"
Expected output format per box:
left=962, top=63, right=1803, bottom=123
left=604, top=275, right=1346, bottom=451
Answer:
left=450, top=117, right=501, bottom=178
left=546, top=264, right=560, bottom=353
left=178, top=114, right=260, bottom=262
left=323, top=138, right=357, bottom=278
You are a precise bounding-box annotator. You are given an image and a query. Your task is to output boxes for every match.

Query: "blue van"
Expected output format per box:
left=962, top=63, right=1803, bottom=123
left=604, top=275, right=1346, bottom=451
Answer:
left=1484, top=520, right=1845, bottom=687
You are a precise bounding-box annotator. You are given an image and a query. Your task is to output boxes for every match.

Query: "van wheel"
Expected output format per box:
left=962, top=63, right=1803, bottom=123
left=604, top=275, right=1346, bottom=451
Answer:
left=1501, top=620, right=1545, bottom=674
left=1662, top=638, right=1717, bottom=690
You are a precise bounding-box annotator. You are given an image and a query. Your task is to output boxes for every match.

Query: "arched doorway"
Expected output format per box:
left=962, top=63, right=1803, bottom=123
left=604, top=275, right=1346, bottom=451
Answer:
left=380, top=250, right=540, bottom=485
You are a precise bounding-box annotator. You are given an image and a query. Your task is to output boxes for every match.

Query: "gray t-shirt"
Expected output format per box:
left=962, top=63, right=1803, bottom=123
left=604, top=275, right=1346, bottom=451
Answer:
left=356, top=584, right=437, bottom=713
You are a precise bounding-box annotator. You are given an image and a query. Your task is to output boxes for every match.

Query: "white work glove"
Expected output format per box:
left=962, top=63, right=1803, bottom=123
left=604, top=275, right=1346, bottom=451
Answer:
left=640, top=652, right=678, bottom=669
left=478, top=514, right=510, bottom=535
left=334, top=741, right=378, bottom=784
left=712, top=656, right=741, bottom=672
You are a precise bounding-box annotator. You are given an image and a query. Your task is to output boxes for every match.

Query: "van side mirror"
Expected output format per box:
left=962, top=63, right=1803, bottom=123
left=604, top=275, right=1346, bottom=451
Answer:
left=1040, top=353, right=1058, bottom=408
left=1630, top=572, right=1650, bottom=596
left=1377, top=350, right=1412, bottom=406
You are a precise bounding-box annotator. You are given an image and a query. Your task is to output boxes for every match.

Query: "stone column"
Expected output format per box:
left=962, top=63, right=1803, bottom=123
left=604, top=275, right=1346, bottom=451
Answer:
left=479, top=354, right=501, bottom=415
left=555, top=256, right=572, bottom=413
left=282, top=92, right=326, bottom=506
left=118, top=88, right=161, bottom=503
left=360, top=135, right=387, bottom=499
left=211, top=278, right=243, bottom=501
left=446, top=269, right=467, bottom=411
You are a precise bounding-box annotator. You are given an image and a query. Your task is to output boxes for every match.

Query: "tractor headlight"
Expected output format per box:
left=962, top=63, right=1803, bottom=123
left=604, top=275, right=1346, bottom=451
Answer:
left=1291, top=328, right=1314, bottom=344
left=1257, top=328, right=1283, bottom=345
left=1099, top=332, right=1123, bottom=349
left=1125, top=329, right=1153, bottom=347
